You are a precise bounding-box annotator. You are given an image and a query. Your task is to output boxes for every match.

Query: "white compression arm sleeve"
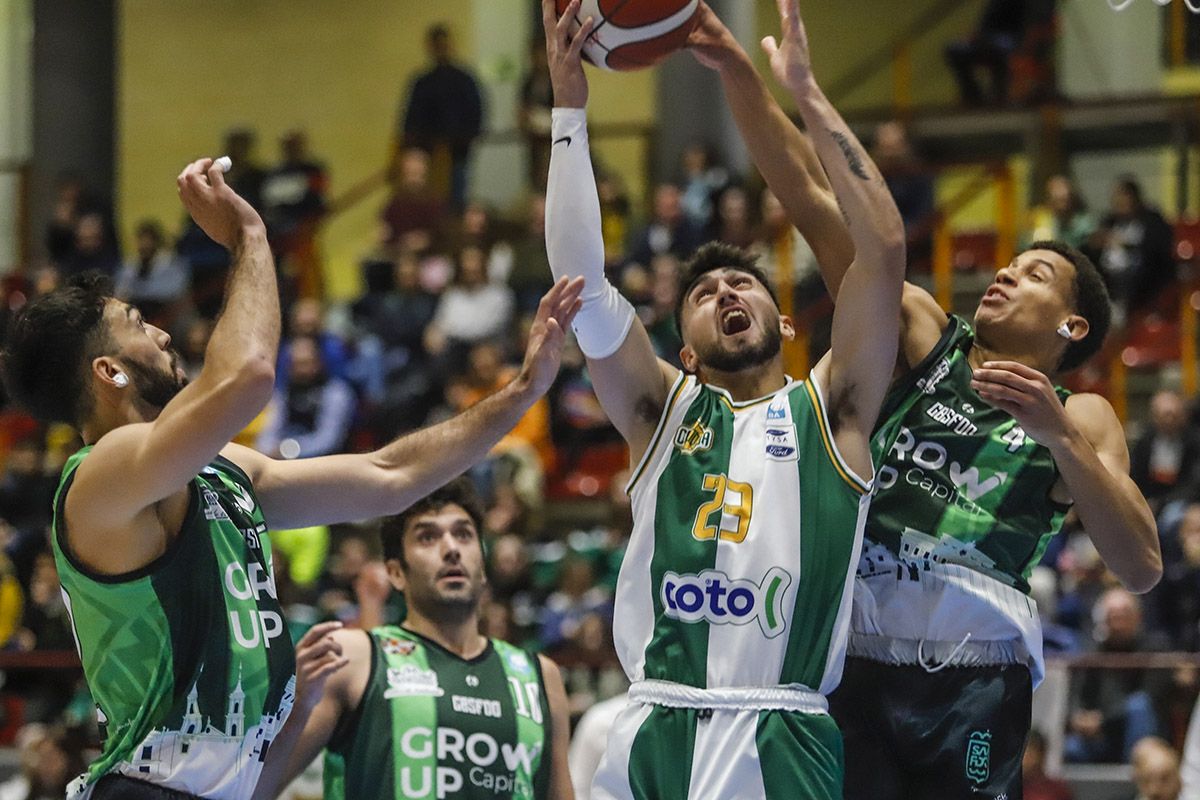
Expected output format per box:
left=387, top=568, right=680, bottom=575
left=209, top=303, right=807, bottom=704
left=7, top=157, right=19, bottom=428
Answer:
left=545, top=107, right=636, bottom=359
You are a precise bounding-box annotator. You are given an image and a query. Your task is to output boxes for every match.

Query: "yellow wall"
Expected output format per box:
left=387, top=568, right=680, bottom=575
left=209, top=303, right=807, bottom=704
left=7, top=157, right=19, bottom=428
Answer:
left=753, top=0, right=984, bottom=114
left=119, top=0, right=484, bottom=300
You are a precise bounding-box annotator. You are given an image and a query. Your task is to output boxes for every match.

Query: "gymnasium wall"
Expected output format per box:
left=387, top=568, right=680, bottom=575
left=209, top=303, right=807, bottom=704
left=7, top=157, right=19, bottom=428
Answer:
left=117, top=0, right=655, bottom=301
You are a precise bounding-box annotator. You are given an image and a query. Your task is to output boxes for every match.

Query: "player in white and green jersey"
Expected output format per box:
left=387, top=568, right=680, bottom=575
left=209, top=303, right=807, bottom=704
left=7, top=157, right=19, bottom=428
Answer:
left=2, top=159, right=582, bottom=798
left=541, top=1, right=907, bottom=796
left=258, top=479, right=573, bottom=800
left=700, top=2, right=1163, bottom=796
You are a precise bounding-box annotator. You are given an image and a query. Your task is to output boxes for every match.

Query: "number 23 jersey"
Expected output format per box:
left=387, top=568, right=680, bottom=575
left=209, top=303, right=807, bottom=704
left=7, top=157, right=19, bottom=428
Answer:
left=615, top=373, right=873, bottom=693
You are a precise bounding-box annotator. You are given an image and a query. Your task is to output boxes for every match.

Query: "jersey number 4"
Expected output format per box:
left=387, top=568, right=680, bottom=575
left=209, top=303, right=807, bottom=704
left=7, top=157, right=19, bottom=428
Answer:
left=692, top=473, right=754, bottom=543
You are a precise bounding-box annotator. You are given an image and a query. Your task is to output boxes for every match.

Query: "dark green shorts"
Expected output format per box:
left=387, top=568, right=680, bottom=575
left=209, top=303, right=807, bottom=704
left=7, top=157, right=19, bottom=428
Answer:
left=828, top=657, right=1031, bottom=800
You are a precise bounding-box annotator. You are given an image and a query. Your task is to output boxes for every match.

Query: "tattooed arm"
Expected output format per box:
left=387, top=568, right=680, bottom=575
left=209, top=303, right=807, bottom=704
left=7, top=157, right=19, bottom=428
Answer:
left=763, top=0, right=906, bottom=481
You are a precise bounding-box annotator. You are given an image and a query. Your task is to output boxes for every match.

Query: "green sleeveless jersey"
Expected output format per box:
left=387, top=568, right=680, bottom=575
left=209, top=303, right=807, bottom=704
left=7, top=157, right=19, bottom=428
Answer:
left=52, top=448, right=296, bottom=798
left=617, top=373, right=872, bottom=694
left=865, top=315, right=1071, bottom=593
left=324, top=627, right=552, bottom=800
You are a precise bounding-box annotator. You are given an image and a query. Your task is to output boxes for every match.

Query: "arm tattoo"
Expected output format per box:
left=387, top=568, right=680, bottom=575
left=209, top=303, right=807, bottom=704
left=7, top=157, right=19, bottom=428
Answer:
left=829, top=129, right=870, bottom=181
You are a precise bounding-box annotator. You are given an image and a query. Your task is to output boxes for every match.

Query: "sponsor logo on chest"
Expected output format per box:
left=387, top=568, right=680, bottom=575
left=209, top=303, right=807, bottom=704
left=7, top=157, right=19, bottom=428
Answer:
left=674, top=419, right=714, bottom=455
left=660, top=567, right=792, bottom=638
left=385, top=664, right=445, bottom=698
left=924, top=401, right=978, bottom=436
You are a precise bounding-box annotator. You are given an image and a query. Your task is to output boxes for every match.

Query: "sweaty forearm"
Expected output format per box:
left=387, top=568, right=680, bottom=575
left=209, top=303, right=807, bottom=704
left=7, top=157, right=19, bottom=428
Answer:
left=1050, top=429, right=1162, bottom=593
left=789, top=77, right=904, bottom=267
left=717, top=56, right=854, bottom=291
left=206, top=226, right=281, bottom=376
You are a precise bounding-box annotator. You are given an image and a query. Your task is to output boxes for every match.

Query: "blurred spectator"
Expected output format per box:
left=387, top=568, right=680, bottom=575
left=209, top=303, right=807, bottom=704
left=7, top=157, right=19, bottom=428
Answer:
left=457, top=341, right=553, bottom=471
left=627, top=183, right=706, bottom=268
left=1028, top=174, right=1098, bottom=252
left=597, top=170, right=632, bottom=268
left=446, top=201, right=513, bottom=282
left=507, top=193, right=555, bottom=314
left=17, top=552, right=70, bottom=651
left=44, top=175, right=118, bottom=268
left=0, top=435, right=56, bottom=543
left=60, top=214, right=120, bottom=277
left=0, top=724, right=87, bottom=800
left=1066, top=588, right=1171, bottom=763
left=872, top=122, right=934, bottom=264
left=381, top=148, right=447, bottom=254
left=316, top=534, right=375, bottom=623
left=944, top=0, right=1030, bottom=106
left=277, top=298, right=351, bottom=387
left=261, top=130, right=328, bottom=300
left=1180, top=693, right=1200, bottom=798
left=1131, top=390, right=1200, bottom=511
left=1024, top=728, right=1074, bottom=800
left=1130, top=736, right=1182, bottom=800
left=678, top=142, right=729, bottom=231
left=711, top=185, right=756, bottom=250
left=569, top=693, right=628, bottom=800
left=401, top=23, right=484, bottom=211
left=519, top=37, right=554, bottom=189
left=1095, top=176, right=1175, bottom=323
left=113, top=219, right=191, bottom=333
left=425, top=246, right=515, bottom=366
left=178, top=318, right=213, bottom=382
left=1152, top=503, right=1200, bottom=649
left=352, top=254, right=440, bottom=427
left=220, top=128, right=267, bottom=211
left=539, top=557, right=612, bottom=651
left=257, top=335, right=356, bottom=459
left=1030, top=565, right=1081, bottom=655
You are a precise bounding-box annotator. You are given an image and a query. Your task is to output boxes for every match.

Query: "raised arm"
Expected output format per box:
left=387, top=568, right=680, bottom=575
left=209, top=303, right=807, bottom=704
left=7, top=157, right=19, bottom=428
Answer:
left=687, top=4, right=854, bottom=294
left=968, top=372, right=1161, bottom=593
left=542, top=0, right=678, bottom=460
left=767, top=0, right=906, bottom=480
left=223, top=279, right=582, bottom=530
left=70, top=159, right=279, bottom=541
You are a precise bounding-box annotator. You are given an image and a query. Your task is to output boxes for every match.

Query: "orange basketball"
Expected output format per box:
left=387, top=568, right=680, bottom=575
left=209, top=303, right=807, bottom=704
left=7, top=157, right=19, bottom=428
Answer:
left=555, top=0, right=701, bottom=71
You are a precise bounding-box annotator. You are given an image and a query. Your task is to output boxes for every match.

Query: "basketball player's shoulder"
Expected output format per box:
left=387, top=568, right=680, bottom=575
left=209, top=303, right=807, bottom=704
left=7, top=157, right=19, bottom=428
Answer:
left=1063, top=392, right=1123, bottom=448
left=899, top=282, right=948, bottom=367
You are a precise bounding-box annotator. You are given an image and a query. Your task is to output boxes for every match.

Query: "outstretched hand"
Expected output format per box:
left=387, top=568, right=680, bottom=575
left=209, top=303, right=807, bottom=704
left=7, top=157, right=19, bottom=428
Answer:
left=293, top=621, right=350, bottom=713
left=685, top=3, right=742, bottom=71
left=519, top=277, right=585, bottom=399
left=176, top=158, right=264, bottom=250
left=541, top=0, right=595, bottom=108
left=760, top=0, right=815, bottom=92
left=971, top=361, right=1069, bottom=447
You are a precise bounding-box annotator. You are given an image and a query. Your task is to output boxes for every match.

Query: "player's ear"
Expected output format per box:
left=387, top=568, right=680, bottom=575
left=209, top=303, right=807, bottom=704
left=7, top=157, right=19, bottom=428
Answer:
left=1060, top=314, right=1089, bottom=343
left=779, top=315, right=795, bottom=342
left=679, top=344, right=698, bottom=374
left=385, top=558, right=406, bottom=592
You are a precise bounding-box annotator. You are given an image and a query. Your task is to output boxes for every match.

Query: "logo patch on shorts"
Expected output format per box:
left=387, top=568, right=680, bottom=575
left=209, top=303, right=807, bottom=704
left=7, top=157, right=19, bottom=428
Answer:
left=965, top=729, right=991, bottom=785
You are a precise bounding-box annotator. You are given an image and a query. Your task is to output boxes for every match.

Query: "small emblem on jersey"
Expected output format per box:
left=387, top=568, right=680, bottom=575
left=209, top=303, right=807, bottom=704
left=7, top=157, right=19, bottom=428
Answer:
left=661, top=566, right=792, bottom=638
left=965, top=729, right=992, bottom=785
left=764, top=426, right=798, bottom=461
left=200, top=488, right=230, bottom=522
left=961, top=402, right=976, bottom=414
left=381, top=637, right=417, bottom=656
left=766, top=398, right=790, bottom=422
left=917, top=357, right=951, bottom=395
left=228, top=482, right=257, bottom=516
left=466, top=675, right=480, bottom=687
left=674, top=420, right=714, bottom=455
left=452, top=694, right=503, bottom=718
left=384, top=665, right=444, bottom=698
left=503, top=650, right=531, bottom=674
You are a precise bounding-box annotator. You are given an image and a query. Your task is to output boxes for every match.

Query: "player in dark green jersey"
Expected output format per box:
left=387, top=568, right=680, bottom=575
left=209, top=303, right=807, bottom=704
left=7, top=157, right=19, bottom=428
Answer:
left=257, top=478, right=573, bottom=800
left=692, top=1, right=1162, bottom=797
left=1, top=160, right=582, bottom=800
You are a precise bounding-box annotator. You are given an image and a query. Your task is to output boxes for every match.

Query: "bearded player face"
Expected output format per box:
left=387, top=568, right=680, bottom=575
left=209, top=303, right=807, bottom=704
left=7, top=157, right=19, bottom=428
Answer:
left=679, top=268, right=791, bottom=374
left=102, top=300, right=188, bottom=411
left=390, top=503, right=487, bottom=623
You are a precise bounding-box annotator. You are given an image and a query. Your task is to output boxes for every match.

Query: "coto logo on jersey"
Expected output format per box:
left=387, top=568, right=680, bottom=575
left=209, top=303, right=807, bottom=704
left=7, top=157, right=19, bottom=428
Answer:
left=674, top=420, right=714, bottom=455
left=660, top=567, right=792, bottom=638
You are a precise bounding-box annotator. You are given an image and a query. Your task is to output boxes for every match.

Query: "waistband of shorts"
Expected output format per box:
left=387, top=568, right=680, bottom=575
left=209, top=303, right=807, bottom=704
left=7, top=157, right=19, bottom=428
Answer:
left=628, top=679, right=828, bottom=714
left=847, top=633, right=1022, bottom=668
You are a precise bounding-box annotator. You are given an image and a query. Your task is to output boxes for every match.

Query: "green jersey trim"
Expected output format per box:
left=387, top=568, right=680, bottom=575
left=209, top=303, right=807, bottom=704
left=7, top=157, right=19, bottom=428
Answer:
left=804, top=376, right=872, bottom=495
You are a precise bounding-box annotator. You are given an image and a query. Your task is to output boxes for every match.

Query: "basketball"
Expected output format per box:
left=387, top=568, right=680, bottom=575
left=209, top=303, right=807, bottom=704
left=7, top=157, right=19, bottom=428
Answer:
left=555, top=0, right=701, bottom=71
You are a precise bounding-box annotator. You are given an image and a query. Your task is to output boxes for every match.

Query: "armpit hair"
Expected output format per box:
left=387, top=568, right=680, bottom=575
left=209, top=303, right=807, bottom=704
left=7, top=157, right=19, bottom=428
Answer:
left=634, top=394, right=662, bottom=425
left=827, top=382, right=859, bottom=434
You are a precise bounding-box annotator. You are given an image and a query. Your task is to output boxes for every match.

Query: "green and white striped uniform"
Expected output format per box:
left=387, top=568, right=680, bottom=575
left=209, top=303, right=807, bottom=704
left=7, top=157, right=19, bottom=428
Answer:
left=324, top=626, right=551, bottom=800
left=849, top=315, right=1069, bottom=685
left=52, top=449, right=295, bottom=799
left=593, top=373, right=872, bottom=799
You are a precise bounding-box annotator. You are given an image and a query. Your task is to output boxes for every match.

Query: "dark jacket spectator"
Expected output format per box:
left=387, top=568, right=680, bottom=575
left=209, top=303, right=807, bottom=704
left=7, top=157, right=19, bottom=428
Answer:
left=114, top=220, right=191, bottom=330
left=381, top=149, right=447, bottom=253
left=627, top=184, right=706, bottom=268
left=1096, top=177, right=1176, bottom=320
left=257, top=336, right=356, bottom=459
left=1131, top=391, right=1200, bottom=509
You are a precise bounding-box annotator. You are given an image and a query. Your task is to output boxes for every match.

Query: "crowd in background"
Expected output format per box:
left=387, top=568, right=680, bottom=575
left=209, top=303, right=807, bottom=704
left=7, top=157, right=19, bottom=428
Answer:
left=0, top=9, right=1199, bottom=799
